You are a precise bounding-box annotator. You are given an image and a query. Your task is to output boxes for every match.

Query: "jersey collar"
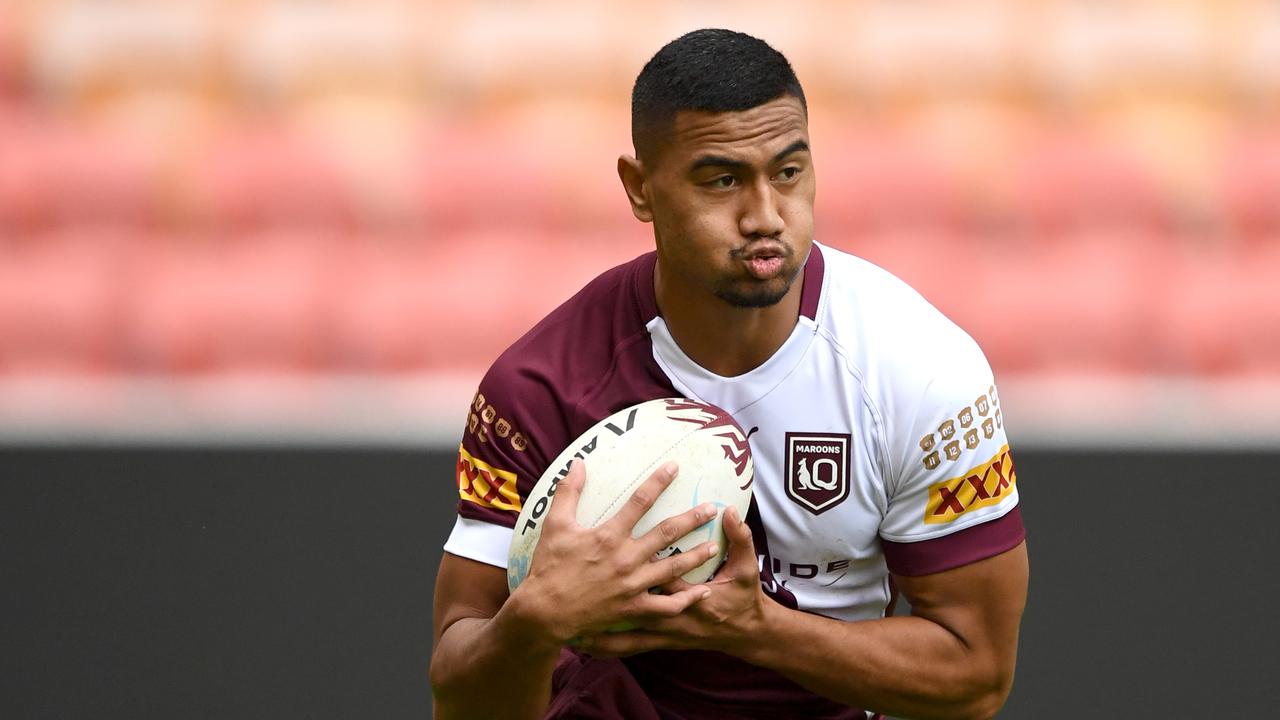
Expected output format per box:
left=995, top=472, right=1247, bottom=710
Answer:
left=639, top=243, right=828, bottom=414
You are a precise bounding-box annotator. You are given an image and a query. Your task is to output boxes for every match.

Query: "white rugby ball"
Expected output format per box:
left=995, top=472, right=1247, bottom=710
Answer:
left=507, top=398, right=754, bottom=594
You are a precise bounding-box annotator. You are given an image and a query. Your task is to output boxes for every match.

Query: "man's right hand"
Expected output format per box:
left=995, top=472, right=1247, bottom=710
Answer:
left=504, top=458, right=719, bottom=650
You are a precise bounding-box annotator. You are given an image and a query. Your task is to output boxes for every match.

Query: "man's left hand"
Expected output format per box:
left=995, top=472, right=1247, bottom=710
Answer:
left=579, top=506, right=770, bottom=657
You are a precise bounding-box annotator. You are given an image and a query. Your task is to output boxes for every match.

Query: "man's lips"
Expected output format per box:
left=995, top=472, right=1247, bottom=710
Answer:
left=744, top=256, right=785, bottom=278
left=735, top=242, right=790, bottom=279
left=735, top=242, right=789, bottom=261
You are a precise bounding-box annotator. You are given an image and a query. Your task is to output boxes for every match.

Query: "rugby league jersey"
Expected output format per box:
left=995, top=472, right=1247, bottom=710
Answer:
left=444, top=241, right=1024, bottom=720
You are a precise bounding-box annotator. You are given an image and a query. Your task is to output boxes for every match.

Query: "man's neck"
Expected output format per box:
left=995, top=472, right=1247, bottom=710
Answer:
left=653, top=263, right=804, bottom=378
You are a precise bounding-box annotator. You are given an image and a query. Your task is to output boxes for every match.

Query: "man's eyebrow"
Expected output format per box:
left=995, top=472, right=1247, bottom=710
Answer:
left=688, top=140, right=811, bottom=173
left=772, top=139, right=810, bottom=163
left=689, top=154, right=746, bottom=172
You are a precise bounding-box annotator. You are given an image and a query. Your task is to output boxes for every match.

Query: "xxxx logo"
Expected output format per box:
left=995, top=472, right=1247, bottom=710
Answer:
left=925, top=444, right=1016, bottom=524
left=457, top=445, right=522, bottom=512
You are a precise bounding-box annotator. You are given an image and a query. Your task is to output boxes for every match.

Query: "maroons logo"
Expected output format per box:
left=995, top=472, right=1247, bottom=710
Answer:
left=785, top=432, right=852, bottom=515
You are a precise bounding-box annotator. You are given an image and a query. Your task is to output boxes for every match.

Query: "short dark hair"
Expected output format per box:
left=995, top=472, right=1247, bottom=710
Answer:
left=631, top=29, right=807, bottom=162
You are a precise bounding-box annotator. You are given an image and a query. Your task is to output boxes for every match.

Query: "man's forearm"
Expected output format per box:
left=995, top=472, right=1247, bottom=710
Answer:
left=430, top=596, right=561, bottom=720
left=729, top=602, right=1011, bottom=720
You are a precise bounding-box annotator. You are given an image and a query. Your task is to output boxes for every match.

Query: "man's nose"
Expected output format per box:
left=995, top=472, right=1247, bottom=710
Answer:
left=739, top=177, right=785, bottom=238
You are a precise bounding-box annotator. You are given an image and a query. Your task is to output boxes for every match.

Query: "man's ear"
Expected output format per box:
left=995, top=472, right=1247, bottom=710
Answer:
left=617, top=154, right=653, bottom=223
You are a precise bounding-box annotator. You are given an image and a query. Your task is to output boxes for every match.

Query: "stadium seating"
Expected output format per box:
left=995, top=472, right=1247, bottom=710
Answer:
left=126, top=229, right=335, bottom=373
left=0, top=0, right=1276, bottom=385
left=816, top=131, right=959, bottom=234
left=1220, top=128, right=1280, bottom=246
left=181, top=124, right=355, bottom=232
left=1011, top=131, right=1167, bottom=236
left=0, top=227, right=128, bottom=373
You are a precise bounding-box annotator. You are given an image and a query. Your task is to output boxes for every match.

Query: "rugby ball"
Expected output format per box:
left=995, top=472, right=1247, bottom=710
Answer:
left=507, top=398, right=755, bottom=594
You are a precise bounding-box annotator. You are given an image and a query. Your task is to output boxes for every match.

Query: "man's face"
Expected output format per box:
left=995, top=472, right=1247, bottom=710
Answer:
left=642, top=96, right=815, bottom=309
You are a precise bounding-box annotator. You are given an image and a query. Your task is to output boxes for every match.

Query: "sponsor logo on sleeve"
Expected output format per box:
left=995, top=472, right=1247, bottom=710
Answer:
left=924, top=444, right=1016, bottom=524
left=457, top=445, right=522, bottom=513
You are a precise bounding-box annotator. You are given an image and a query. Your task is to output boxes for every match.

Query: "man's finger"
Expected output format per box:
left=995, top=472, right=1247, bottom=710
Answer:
left=544, top=458, right=586, bottom=529
left=634, top=540, right=718, bottom=590
left=603, top=461, right=680, bottom=533
left=655, top=577, right=694, bottom=595
left=712, top=505, right=758, bottom=585
left=633, top=501, right=718, bottom=557
left=635, top=582, right=712, bottom=619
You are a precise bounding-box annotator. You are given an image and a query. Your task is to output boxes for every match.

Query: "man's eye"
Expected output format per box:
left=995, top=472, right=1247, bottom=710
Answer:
left=710, top=175, right=737, bottom=188
left=776, top=167, right=800, bottom=181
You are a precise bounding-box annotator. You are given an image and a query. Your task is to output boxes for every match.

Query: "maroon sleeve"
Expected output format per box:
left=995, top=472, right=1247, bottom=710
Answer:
left=452, top=252, right=676, bottom=529
left=881, top=506, right=1025, bottom=577
left=455, top=364, right=570, bottom=528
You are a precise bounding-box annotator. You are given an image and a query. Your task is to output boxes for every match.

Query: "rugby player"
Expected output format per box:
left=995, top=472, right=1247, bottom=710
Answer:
left=431, top=29, right=1028, bottom=720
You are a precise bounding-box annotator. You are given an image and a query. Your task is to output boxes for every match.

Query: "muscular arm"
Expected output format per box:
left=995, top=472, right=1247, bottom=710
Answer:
left=586, top=510, right=1028, bottom=720
left=738, top=542, right=1028, bottom=720
left=430, top=461, right=720, bottom=719
left=430, top=554, right=557, bottom=720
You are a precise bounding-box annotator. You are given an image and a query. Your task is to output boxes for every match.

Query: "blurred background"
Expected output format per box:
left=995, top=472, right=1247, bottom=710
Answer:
left=2, top=1, right=1277, bottom=718
left=2, top=0, right=1279, bottom=445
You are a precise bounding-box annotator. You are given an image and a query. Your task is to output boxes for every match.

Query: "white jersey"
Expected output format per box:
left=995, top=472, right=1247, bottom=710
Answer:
left=442, top=241, right=1023, bottom=716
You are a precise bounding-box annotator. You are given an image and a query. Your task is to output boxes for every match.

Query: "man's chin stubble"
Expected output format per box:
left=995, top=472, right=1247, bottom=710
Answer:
left=715, top=280, right=793, bottom=309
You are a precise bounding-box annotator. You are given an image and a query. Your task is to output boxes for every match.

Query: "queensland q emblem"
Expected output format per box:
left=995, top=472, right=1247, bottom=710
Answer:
left=785, top=432, right=852, bottom=515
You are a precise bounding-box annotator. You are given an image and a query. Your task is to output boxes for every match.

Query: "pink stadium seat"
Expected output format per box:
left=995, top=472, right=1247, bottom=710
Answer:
left=1161, top=243, right=1280, bottom=376
left=0, top=228, right=129, bottom=373
left=0, top=16, right=16, bottom=98
left=816, top=132, right=959, bottom=236
left=0, top=111, right=61, bottom=229
left=1012, top=131, right=1165, bottom=236
left=331, top=230, right=652, bottom=373
left=1219, top=129, right=1280, bottom=246
left=127, top=230, right=333, bottom=373
left=331, top=232, right=537, bottom=372
left=1029, top=229, right=1164, bottom=373
left=183, top=123, right=354, bottom=231
left=55, top=129, right=159, bottom=227
left=950, top=227, right=1168, bottom=376
left=0, top=115, right=159, bottom=229
left=328, top=235, right=456, bottom=371
left=415, top=119, right=562, bottom=233
left=533, top=104, right=636, bottom=233
left=1227, top=247, right=1280, bottom=375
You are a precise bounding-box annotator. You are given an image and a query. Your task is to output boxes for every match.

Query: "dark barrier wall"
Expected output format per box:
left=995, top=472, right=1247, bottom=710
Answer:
left=2, top=447, right=1277, bottom=718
